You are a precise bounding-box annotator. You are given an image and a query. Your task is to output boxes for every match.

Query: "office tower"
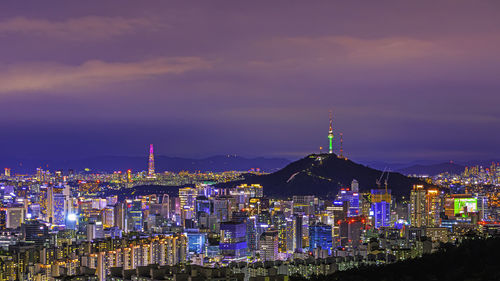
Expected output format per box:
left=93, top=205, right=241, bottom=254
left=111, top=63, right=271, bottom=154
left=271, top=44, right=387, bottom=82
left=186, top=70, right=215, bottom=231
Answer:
left=87, top=221, right=104, bottom=241
left=0, top=210, right=6, bottom=229
left=285, top=218, right=295, bottom=253
left=187, top=232, right=207, bottom=254
left=328, top=110, right=334, bottom=154
left=6, top=207, right=24, bottom=229
left=148, top=144, right=155, bottom=177
left=334, top=185, right=360, bottom=217
left=127, top=199, right=143, bottom=232
left=339, top=216, right=365, bottom=249
left=259, top=230, right=279, bottom=261
left=179, top=187, right=197, bottom=222
left=292, top=195, right=315, bottom=215
left=213, top=196, right=231, bottom=222
left=232, top=184, right=264, bottom=200
left=476, top=195, right=490, bottom=221
left=351, top=179, right=359, bottom=192
left=293, top=214, right=303, bottom=251
left=410, top=185, right=426, bottom=227
left=4, top=168, right=10, bottom=177
left=272, top=211, right=288, bottom=253
left=220, top=221, right=248, bottom=259
left=150, top=199, right=170, bottom=219
left=426, top=189, right=441, bottom=226
left=309, top=224, right=333, bottom=255
left=52, top=193, right=66, bottom=225
left=22, top=220, right=49, bottom=245
left=115, top=202, right=127, bottom=231
left=195, top=196, right=212, bottom=224
left=244, top=215, right=258, bottom=254
left=370, top=189, right=391, bottom=228
left=102, top=206, right=115, bottom=228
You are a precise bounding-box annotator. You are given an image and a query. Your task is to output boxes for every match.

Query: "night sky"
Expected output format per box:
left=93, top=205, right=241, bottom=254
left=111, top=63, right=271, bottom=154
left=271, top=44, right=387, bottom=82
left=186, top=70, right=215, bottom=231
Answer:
left=1, top=1, right=500, bottom=163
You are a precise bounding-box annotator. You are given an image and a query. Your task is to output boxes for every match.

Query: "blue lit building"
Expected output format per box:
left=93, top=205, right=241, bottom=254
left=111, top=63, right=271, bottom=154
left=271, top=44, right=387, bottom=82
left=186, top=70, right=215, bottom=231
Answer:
left=334, top=187, right=360, bottom=217
left=220, top=221, right=247, bottom=259
left=187, top=232, right=207, bottom=254
left=128, top=200, right=143, bottom=232
left=195, top=196, right=212, bottom=223
left=52, top=193, right=66, bottom=225
left=309, top=224, right=333, bottom=254
left=370, top=189, right=391, bottom=228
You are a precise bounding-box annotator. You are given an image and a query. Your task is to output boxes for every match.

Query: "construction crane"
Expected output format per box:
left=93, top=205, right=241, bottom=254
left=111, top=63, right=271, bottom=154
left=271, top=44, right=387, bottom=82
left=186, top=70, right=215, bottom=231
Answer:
left=384, top=171, right=390, bottom=193
left=376, top=167, right=387, bottom=188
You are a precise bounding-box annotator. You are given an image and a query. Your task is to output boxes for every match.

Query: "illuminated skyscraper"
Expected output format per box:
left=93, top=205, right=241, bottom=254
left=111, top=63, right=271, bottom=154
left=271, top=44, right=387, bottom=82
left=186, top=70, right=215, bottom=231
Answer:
left=259, top=230, right=279, bottom=261
left=410, top=185, right=426, bottom=227
left=309, top=224, right=333, bottom=255
left=328, top=111, right=334, bottom=154
left=4, top=168, right=10, bottom=177
left=179, top=187, right=197, bottom=223
left=370, top=189, right=391, bottom=228
left=426, top=189, right=442, bottom=226
left=148, top=144, right=155, bottom=177
left=220, top=221, right=248, bottom=259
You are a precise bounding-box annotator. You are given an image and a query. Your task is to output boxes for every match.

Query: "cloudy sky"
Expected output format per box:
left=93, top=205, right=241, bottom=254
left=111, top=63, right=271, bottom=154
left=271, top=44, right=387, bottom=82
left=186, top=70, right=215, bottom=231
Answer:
left=1, top=1, right=499, bottom=163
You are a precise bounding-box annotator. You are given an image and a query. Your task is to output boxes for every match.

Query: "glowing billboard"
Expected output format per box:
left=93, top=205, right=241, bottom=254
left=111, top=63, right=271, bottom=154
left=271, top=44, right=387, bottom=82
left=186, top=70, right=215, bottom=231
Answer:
left=454, top=198, right=477, bottom=215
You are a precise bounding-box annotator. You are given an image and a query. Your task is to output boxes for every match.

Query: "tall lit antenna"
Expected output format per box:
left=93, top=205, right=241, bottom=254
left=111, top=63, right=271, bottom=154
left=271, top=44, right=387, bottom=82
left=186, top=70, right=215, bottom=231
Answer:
left=148, top=144, right=155, bottom=177
left=328, top=111, right=334, bottom=154
left=339, top=132, right=344, bottom=159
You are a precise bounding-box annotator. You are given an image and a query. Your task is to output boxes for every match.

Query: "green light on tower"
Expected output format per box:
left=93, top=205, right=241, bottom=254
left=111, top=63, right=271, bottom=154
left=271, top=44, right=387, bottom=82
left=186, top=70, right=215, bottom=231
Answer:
left=328, top=133, right=333, bottom=154
left=328, top=111, right=334, bottom=154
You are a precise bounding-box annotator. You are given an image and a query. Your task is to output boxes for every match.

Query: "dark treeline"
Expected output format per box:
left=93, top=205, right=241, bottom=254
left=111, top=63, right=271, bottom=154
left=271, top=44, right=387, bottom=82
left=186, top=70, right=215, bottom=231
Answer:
left=291, top=237, right=500, bottom=281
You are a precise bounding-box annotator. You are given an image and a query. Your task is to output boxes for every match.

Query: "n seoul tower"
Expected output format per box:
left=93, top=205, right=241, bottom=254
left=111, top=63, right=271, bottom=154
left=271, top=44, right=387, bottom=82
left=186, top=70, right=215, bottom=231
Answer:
left=328, top=111, right=334, bottom=154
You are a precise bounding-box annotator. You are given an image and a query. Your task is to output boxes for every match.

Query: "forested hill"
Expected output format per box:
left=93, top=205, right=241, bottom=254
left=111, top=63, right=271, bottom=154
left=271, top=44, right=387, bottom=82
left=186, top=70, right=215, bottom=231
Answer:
left=291, top=237, right=500, bottom=281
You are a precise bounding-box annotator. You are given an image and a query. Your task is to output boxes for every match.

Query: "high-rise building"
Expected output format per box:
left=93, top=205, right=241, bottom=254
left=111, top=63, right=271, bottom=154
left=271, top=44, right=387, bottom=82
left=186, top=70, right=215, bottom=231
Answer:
left=309, top=224, right=333, bottom=254
left=0, top=209, right=6, bottom=230
left=220, top=221, right=248, bottom=259
left=293, top=214, right=303, bottom=251
left=179, top=187, right=197, bottom=223
left=52, top=193, right=66, bottom=225
left=148, top=144, right=155, bottom=177
left=410, top=185, right=426, bottom=227
left=127, top=199, right=143, bottom=232
left=213, top=196, right=231, bottom=223
left=87, top=221, right=104, bottom=241
left=426, top=189, right=442, bottom=226
left=293, top=195, right=315, bottom=215
left=370, top=189, right=391, bottom=228
left=334, top=183, right=360, bottom=217
left=339, top=216, right=365, bottom=249
left=6, top=207, right=24, bottom=229
left=259, top=230, right=279, bottom=261
left=4, top=168, right=10, bottom=177
left=22, top=220, right=49, bottom=245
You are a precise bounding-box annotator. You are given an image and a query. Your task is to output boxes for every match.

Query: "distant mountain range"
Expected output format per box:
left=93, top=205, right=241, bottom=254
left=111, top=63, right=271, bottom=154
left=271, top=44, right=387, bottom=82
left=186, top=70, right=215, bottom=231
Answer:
left=362, top=159, right=499, bottom=177
left=1, top=155, right=290, bottom=174
left=219, top=153, right=426, bottom=198
left=396, top=162, right=466, bottom=176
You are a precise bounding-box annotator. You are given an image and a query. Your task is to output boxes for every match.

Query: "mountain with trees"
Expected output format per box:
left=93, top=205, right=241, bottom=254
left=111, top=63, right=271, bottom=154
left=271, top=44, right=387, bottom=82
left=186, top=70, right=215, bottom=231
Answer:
left=220, top=153, right=425, bottom=198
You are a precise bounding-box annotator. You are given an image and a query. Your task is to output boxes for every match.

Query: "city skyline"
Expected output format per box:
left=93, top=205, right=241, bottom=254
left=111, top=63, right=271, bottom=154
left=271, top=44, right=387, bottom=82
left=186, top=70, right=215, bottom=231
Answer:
left=1, top=1, right=500, bottom=163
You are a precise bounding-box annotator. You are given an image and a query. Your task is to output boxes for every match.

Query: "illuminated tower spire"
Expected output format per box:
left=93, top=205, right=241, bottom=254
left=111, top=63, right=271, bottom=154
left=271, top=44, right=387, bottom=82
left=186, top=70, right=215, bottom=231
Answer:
left=339, top=132, right=344, bottom=159
left=328, top=111, right=334, bottom=154
left=148, top=144, right=155, bottom=176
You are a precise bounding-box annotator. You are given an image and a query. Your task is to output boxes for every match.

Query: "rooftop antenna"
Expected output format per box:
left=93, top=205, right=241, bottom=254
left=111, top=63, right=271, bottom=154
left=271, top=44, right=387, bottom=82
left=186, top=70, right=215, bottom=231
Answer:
left=339, top=133, right=344, bottom=159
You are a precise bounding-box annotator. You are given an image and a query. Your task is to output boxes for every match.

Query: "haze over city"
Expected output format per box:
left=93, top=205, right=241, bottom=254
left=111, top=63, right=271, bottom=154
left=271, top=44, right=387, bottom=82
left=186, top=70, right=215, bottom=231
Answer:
left=3, top=2, right=500, bottom=281
left=1, top=1, right=500, bottom=164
